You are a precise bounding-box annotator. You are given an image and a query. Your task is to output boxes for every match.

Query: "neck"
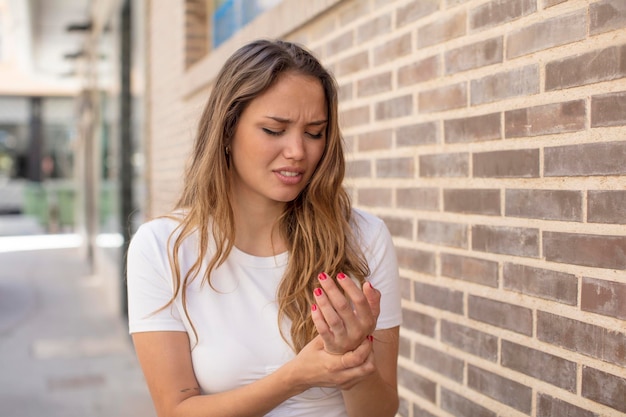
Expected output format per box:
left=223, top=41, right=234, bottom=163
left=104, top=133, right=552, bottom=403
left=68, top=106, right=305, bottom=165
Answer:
left=231, top=197, right=287, bottom=257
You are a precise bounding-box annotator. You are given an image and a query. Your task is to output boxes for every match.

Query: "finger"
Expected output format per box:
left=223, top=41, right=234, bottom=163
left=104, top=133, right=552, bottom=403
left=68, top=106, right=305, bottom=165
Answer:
left=362, top=281, right=381, bottom=322
left=339, top=336, right=373, bottom=369
left=317, top=272, right=361, bottom=326
left=335, top=273, right=378, bottom=330
left=311, top=303, right=333, bottom=342
left=313, top=285, right=346, bottom=337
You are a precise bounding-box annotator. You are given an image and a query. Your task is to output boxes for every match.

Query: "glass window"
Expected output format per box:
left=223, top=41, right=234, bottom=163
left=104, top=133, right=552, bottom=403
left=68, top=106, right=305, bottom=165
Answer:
left=211, top=0, right=282, bottom=48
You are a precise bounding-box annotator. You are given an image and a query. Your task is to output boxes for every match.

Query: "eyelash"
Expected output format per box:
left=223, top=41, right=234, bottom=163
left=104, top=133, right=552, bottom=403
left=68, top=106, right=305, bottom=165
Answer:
left=262, top=128, right=324, bottom=140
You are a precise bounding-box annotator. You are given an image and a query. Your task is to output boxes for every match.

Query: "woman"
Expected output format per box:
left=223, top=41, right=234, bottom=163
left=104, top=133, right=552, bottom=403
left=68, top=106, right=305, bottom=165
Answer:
left=127, top=39, right=401, bottom=417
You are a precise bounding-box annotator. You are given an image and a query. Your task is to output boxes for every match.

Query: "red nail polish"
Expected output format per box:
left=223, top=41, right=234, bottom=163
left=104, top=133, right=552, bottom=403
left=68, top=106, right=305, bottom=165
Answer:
left=337, top=272, right=346, bottom=280
left=318, top=272, right=328, bottom=281
left=368, top=281, right=375, bottom=290
left=368, top=335, right=374, bottom=342
left=314, top=288, right=323, bottom=297
left=311, top=304, right=318, bottom=312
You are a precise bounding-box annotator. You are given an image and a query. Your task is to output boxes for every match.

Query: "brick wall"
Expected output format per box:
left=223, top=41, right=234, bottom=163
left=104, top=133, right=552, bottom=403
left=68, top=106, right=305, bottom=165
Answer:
left=146, top=0, right=626, bottom=415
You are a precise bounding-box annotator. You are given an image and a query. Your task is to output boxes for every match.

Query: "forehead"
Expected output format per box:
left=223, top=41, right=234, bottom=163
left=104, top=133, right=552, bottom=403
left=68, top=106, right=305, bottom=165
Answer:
left=245, top=72, right=328, bottom=119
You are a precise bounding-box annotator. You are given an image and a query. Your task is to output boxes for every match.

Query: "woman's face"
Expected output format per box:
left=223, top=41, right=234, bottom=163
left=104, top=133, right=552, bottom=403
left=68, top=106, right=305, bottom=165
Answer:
left=229, top=71, right=328, bottom=210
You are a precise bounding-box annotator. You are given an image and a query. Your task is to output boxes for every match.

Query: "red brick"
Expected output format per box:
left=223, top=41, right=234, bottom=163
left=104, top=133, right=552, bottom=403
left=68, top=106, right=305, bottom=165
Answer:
left=445, top=37, right=503, bottom=74
left=398, top=55, right=440, bottom=87
left=357, top=187, right=392, bottom=207
left=414, top=343, right=464, bottom=382
left=325, top=31, right=354, bottom=57
left=357, top=129, right=392, bottom=152
left=545, top=45, right=626, bottom=91
left=543, top=231, right=626, bottom=269
left=339, top=105, right=370, bottom=128
left=397, top=122, right=439, bottom=147
left=471, top=65, right=539, bottom=105
left=443, top=188, right=500, bottom=215
left=590, top=0, right=626, bottom=36
left=505, top=189, right=582, bottom=221
left=397, top=187, right=439, bottom=211
left=334, top=51, right=369, bottom=77
left=545, top=141, right=626, bottom=176
left=582, top=367, right=626, bottom=413
left=591, top=90, right=626, bottom=127
left=376, top=157, right=414, bottom=178
left=441, top=253, right=499, bottom=287
left=345, top=159, right=371, bottom=178
left=470, top=0, right=537, bottom=31
left=397, top=247, right=436, bottom=275
left=396, top=0, right=440, bottom=28
left=467, top=365, right=532, bottom=413
left=414, top=282, right=464, bottom=314
left=357, top=72, right=392, bottom=98
left=474, top=149, right=539, bottom=178
left=441, top=389, right=497, bottom=417
left=507, top=11, right=586, bottom=59
left=420, top=153, right=469, bottom=177
left=501, top=340, right=577, bottom=391
left=537, top=311, right=626, bottom=367
left=505, top=100, right=586, bottom=138
left=417, top=11, right=466, bottom=48
left=398, top=366, right=437, bottom=403
left=381, top=216, right=413, bottom=240
left=373, top=33, right=412, bottom=66
left=441, top=320, right=498, bottom=361
left=473, top=225, right=539, bottom=257
left=588, top=190, right=626, bottom=224
left=503, top=263, right=577, bottom=305
left=444, top=112, right=501, bottom=143
left=419, top=82, right=467, bottom=113
left=537, top=394, right=598, bottom=417
left=375, top=95, right=413, bottom=120
left=468, top=295, right=533, bottom=335
left=400, top=276, right=412, bottom=301
left=581, top=277, right=626, bottom=320
left=418, top=220, right=468, bottom=248
left=357, top=13, right=392, bottom=43
left=402, top=308, right=437, bottom=337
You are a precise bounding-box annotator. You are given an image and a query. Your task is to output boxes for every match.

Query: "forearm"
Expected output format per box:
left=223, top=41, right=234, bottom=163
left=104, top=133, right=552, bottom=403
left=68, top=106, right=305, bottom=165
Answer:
left=341, top=369, right=399, bottom=417
left=170, top=363, right=303, bottom=417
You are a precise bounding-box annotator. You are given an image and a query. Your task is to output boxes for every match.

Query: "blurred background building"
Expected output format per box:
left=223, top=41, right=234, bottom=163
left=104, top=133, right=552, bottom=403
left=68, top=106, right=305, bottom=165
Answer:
left=2, top=0, right=625, bottom=416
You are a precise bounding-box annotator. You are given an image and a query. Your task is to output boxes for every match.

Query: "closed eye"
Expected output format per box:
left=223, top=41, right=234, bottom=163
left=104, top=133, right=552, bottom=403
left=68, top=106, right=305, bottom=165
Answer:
left=263, top=128, right=283, bottom=136
left=307, top=132, right=324, bottom=139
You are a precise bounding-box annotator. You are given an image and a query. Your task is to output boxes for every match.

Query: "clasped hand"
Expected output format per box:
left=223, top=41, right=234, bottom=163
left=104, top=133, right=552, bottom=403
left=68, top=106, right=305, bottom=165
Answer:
left=311, top=272, right=381, bottom=355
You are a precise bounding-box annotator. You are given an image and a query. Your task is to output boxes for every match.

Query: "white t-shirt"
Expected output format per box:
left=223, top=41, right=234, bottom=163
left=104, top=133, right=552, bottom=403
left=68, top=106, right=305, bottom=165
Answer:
left=127, top=208, right=401, bottom=417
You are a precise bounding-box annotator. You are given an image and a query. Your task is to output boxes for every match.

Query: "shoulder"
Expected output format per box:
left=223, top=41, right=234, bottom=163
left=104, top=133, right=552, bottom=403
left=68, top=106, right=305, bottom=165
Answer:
left=129, top=213, right=191, bottom=255
left=350, top=208, right=387, bottom=239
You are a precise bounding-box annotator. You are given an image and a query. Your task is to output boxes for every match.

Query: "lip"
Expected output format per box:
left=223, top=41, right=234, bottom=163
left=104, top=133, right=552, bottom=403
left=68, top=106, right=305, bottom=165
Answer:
left=273, top=167, right=305, bottom=185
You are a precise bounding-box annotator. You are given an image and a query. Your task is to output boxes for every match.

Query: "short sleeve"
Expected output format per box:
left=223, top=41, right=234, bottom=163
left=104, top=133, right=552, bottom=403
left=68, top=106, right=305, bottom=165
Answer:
left=356, top=211, right=402, bottom=330
left=127, top=221, right=186, bottom=334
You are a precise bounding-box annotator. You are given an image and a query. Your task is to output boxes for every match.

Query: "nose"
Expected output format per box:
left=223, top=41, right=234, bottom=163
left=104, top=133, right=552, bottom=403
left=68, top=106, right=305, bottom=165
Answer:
left=283, top=132, right=306, bottom=160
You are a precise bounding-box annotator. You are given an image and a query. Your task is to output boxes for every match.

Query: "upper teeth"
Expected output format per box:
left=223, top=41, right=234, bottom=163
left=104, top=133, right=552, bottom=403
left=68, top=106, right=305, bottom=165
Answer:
left=280, top=171, right=299, bottom=177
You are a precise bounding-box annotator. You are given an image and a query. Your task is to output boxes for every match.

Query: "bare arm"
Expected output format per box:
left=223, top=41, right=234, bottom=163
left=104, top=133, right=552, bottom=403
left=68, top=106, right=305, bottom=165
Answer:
left=132, top=331, right=375, bottom=417
left=312, top=275, right=399, bottom=417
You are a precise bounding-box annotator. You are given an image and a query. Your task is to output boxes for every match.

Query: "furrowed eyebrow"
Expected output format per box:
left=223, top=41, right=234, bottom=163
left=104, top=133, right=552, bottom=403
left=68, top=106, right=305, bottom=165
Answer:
left=264, top=116, right=327, bottom=126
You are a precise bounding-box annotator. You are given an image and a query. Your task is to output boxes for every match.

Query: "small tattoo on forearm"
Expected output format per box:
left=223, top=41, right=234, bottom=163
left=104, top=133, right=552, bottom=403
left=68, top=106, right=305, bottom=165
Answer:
left=180, top=387, right=200, bottom=393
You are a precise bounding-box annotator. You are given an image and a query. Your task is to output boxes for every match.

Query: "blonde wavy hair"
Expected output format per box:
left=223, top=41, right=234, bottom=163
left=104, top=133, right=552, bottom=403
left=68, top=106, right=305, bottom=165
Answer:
left=167, top=39, right=369, bottom=353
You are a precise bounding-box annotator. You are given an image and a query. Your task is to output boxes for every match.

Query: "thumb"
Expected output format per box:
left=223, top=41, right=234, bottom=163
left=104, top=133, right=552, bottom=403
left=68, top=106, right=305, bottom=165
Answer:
left=363, top=281, right=381, bottom=321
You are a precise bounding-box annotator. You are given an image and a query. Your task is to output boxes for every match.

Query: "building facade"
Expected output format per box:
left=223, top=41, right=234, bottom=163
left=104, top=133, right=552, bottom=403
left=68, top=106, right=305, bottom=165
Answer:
left=139, top=0, right=626, bottom=416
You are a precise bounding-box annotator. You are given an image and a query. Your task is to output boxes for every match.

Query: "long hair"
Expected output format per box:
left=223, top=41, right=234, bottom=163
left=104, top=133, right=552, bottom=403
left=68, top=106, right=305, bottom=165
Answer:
left=168, top=39, right=369, bottom=352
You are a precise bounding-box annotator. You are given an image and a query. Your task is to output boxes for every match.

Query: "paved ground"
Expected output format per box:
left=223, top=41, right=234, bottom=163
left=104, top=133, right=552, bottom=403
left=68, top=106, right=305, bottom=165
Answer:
left=0, top=223, right=155, bottom=416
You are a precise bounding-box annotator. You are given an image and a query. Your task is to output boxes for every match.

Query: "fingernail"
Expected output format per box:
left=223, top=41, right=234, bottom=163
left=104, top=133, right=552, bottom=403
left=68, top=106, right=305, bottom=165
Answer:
left=318, top=272, right=328, bottom=281
left=368, top=281, right=375, bottom=290
left=337, top=272, right=346, bottom=280
left=368, top=335, right=374, bottom=342
left=311, top=304, right=318, bottom=312
left=314, top=288, right=323, bottom=297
